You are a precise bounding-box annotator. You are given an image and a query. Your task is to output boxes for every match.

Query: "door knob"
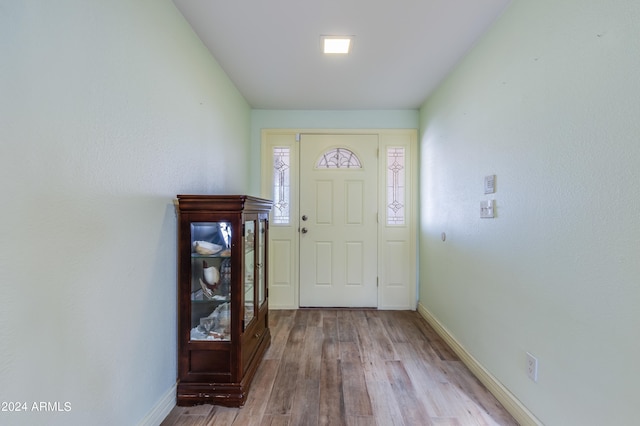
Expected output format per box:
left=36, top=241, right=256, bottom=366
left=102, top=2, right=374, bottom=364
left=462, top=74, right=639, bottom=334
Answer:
left=301, top=227, right=308, bottom=234
left=301, top=215, right=308, bottom=221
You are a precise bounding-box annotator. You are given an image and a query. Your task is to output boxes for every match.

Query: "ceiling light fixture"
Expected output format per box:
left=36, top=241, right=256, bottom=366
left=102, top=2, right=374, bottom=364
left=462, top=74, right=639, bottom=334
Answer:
left=321, top=35, right=354, bottom=54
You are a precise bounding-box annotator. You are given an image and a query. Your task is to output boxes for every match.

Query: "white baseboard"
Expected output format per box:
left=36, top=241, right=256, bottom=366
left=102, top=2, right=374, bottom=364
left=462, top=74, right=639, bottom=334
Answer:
left=138, top=383, right=177, bottom=426
left=417, top=303, right=542, bottom=426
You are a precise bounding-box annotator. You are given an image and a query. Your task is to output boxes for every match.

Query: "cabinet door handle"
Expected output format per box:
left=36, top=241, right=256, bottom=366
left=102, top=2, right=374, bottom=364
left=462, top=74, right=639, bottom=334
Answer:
left=254, top=333, right=261, bottom=339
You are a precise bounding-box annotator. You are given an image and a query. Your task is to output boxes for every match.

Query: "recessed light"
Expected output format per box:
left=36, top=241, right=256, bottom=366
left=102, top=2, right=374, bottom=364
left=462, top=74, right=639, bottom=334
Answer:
left=321, top=35, right=353, bottom=54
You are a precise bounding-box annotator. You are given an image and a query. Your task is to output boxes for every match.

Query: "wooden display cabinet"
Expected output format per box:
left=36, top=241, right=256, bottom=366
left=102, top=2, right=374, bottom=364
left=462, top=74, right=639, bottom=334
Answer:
left=175, top=195, right=272, bottom=407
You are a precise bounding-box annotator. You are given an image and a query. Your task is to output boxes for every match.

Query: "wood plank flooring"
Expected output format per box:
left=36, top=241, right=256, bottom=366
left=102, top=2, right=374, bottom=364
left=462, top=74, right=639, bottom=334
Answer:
left=161, top=310, right=518, bottom=426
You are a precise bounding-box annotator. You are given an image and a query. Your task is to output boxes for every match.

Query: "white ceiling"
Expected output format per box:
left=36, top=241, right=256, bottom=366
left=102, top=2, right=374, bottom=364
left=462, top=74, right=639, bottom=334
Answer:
left=173, top=0, right=511, bottom=110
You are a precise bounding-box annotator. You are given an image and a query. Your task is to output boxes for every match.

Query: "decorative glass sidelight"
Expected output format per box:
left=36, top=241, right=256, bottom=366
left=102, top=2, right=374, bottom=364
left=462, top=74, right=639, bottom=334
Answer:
left=386, top=147, right=405, bottom=225
left=316, top=148, right=362, bottom=169
left=273, top=147, right=290, bottom=224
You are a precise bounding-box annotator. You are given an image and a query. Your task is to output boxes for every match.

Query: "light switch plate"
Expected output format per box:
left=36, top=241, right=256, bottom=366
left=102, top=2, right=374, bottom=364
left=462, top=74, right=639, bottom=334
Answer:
left=484, top=175, right=496, bottom=194
left=480, top=200, right=495, bottom=218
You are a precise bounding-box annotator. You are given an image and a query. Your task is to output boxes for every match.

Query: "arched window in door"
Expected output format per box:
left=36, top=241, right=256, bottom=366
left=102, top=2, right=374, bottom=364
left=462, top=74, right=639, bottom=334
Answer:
left=316, top=148, right=362, bottom=169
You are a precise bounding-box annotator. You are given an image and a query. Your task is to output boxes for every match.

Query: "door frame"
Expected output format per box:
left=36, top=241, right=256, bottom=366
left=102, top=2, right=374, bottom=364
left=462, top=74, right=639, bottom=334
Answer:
left=261, top=129, right=418, bottom=310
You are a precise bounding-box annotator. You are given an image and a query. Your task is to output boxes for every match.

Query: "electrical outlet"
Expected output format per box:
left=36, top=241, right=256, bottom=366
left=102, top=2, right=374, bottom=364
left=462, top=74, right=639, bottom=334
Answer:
left=526, top=352, right=538, bottom=382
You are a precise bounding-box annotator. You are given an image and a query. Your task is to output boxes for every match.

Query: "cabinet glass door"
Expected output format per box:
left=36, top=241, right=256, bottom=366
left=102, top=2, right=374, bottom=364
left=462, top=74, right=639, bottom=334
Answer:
left=189, top=221, right=232, bottom=341
left=258, top=219, right=266, bottom=306
left=244, top=220, right=256, bottom=329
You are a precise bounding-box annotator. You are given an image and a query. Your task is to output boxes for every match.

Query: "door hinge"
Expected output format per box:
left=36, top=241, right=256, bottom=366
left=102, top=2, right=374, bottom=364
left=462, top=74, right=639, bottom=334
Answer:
left=377, top=277, right=379, bottom=287
left=296, top=133, right=301, bottom=142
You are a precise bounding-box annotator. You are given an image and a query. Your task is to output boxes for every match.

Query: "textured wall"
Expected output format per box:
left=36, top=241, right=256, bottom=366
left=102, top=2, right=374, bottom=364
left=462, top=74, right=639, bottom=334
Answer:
left=419, top=0, right=640, bottom=424
left=0, top=1, right=251, bottom=425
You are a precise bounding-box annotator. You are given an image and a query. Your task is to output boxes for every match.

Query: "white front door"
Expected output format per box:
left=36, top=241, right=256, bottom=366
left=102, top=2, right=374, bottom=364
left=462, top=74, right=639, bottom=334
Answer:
left=298, top=134, right=378, bottom=307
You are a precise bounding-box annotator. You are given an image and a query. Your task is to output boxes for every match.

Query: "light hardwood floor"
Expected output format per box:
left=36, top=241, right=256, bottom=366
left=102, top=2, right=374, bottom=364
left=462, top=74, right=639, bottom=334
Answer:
left=161, top=309, right=518, bottom=426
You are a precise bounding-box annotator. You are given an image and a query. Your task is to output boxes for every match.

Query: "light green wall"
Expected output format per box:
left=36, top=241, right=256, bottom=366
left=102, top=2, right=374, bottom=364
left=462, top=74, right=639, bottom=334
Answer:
left=249, top=109, right=419, bottom=194
left=419, top=0, right=640, bottom=425
left=0, top=1, right=251, bottom=425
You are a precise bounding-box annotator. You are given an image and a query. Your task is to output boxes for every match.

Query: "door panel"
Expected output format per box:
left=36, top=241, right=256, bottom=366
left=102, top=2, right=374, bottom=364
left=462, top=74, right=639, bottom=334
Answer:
left=315, top=181, right=333, bottom=224
left=345, top=242, right=364, bottom=285
left=299, top=134, right=378, bottom=307
left=315, top=242, right=332, bottom=284
left=346, top=181, right=364, bottom=224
